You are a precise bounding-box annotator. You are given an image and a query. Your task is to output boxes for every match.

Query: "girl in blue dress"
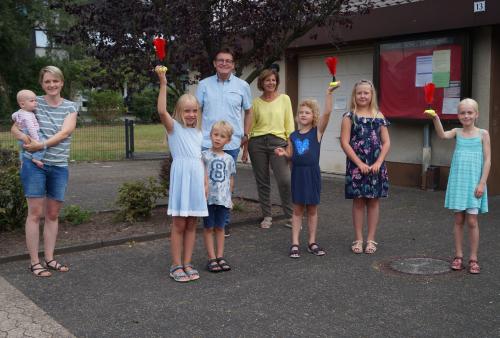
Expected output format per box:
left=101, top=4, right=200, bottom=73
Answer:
left=275, top=84, right=340, bottom=258
left=426, top=98, right=491, bottom=274
left=340, top=80, right=390, bottom=255
left=156, top=67, right=208, bottom=282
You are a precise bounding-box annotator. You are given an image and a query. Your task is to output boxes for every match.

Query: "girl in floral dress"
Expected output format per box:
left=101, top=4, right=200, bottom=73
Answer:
left=340, top=80, right=390, bottom=254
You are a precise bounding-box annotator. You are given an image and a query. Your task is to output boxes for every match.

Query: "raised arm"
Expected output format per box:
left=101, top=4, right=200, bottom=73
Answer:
left=427, top=114, right=456, bottom=139
left=317, top=83, right=340, bottom=138
left=475, top=130, right=491, bottom=198
left=340, top=115, right=370, bottom=175
left=156, top=66, right=174, bottom=134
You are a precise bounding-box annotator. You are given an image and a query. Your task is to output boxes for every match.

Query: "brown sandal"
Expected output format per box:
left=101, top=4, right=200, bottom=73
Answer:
left=45, top=259, right=69, bottom=272
left=30, top=263, right=51, bottom=277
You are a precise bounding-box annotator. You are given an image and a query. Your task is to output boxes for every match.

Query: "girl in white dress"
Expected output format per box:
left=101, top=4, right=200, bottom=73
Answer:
left=156, top=67, right=208, bottom=282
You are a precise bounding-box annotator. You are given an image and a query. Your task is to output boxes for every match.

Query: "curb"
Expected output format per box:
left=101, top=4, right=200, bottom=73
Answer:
left=0, top=214, right=287, bottom=265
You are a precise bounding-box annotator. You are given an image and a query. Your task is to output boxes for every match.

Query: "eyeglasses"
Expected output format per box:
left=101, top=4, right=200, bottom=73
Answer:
left=216, top=59, right=234, bottom=65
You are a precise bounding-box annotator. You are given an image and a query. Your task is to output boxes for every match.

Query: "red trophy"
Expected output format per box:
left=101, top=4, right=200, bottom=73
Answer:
left=153, top=35, right=168, bottom=72
left=325, top=57, right=339, bottom=87
left=423, top=82, right=437, bottom=118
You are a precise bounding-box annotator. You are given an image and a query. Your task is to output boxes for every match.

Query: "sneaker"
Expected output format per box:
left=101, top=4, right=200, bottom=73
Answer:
left=224, top=227, right=231, bottom=237
left=260, top=217, right=272, bottom=229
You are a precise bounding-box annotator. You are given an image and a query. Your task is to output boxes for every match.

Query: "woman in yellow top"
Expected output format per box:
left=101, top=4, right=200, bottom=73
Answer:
left=242, top=69, right=294, bottom=228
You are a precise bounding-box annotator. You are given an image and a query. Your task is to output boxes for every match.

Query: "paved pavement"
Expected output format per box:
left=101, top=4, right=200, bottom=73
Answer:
left=0, top=276, right=75, bottom=338
left=1, top=160, right=500, bottom=337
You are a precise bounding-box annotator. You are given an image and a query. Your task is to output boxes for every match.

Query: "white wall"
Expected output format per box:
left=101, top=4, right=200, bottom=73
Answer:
left=297, top=50, right=373, bottom=173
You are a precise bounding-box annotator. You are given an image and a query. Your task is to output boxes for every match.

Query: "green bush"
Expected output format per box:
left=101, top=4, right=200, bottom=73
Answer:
left=87, top=90, right=126, bottom=122
left=129, top=87, right=177, bottom=123
left=129, top=87, right=159, bottom=123
left=158, top=155, right=172, bottom=195
left=61, top=205, right=91, bottom=225
left=116, top=177, right=163, bottom=222
left=0, top=148, right=27, bottom=232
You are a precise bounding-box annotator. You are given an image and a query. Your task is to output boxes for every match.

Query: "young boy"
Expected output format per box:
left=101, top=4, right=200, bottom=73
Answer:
left=11, top=89, right=45, bottom=168
left=202, top=121, right=236, bottom=272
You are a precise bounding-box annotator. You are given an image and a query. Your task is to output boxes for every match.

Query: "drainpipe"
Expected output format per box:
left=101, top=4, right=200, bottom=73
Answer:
left=421, top=123, right=431, bottom=189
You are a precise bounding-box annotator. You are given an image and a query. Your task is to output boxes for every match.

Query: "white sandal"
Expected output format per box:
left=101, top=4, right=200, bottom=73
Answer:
left=351, top=240, right=363, bottom=254
left=365, top=240, right=378, bottom=254
left=260, top=217, right=272, bottom=229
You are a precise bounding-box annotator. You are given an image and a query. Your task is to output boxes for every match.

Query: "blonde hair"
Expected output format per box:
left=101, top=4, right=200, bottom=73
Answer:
left=457, top=98, right=479, bottom=114
left=39, top=66, right=64, bottom=84
left=211, top=120, right=234, bottom=139
left=173, top=93, right=202, bottom=129
left=297, top=99, right=320, bottom=128
left=349, top=79, right=379, bottom=114
left=16, top=89, right=36, bottom=104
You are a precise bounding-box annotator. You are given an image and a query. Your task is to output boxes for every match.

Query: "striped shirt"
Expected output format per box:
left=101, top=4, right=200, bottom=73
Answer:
left=36, top=96, right=77, bottom=166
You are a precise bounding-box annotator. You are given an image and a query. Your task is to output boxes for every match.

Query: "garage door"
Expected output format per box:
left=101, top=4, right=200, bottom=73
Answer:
left=298, top=49, right=373, bottom=174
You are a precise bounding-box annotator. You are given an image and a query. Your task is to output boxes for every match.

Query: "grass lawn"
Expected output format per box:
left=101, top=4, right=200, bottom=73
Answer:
left=0, top=123, right=167, bottom=161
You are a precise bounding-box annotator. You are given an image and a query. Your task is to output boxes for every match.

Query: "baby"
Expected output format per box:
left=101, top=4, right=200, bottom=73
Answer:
left=11, top=90, right=45, bottom=168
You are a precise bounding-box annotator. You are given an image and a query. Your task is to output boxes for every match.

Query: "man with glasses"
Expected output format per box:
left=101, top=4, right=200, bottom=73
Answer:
left=196, top=47, right=253, bottom=237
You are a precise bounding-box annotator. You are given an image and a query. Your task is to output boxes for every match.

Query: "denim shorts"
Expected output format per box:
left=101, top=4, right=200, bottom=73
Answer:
left=20, top=160, right=69, bottom=201
left=203, top=205, right=229, bottom=229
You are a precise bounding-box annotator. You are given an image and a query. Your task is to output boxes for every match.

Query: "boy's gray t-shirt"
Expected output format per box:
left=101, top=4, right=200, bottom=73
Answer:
left=202, top=149, right=236, bottom=209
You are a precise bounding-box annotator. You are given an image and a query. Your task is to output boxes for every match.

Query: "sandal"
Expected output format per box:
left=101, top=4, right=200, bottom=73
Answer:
left=468, top=260, right=480, bottom=274
left=169, top=265, right=190, bottom=283
left=207, top=259, right=222, bottom=273
left=364, top=240, right=378, bottom=254
left=307, top=243, right=326, bottom=256
left=216, top=257, right=231, bottom=271
left=45, top=259, right=69, bottom=272
left=351, top=240, right=363, bottom=254
left=184, top=264, right=200, bottom=281
left=260, top=217, right=272, bottom=229
left=289, top=244, right=300, bottom=259
left=30, top=263, right=51, bottom=277
left=450, top=257, right=464, bottom=271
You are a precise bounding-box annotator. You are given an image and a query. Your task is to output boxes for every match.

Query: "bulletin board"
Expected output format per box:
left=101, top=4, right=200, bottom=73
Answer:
left=376, top=34, right=471, bottom=120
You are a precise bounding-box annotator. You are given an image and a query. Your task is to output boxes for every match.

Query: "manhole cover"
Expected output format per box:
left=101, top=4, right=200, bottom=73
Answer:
left=389, top=257, right=451, bottom=275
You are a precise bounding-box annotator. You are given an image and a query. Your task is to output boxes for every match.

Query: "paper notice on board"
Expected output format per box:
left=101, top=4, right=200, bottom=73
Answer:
left=432, top=50, right=451, bottom=88
left=415, top=55, right=433, bottom=87
left=433, top=72, right=450, bottom=88
left=444, top=81, right=461, bottom=98
left=442, top=97, right=460, bottom=115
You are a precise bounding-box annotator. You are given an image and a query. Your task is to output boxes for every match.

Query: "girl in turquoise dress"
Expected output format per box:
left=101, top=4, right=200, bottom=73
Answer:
left=156, top=67, right=208, bottom=282
left=426, top=98, right=491, bottom=274
left=340, top=80, right=391, bottom=255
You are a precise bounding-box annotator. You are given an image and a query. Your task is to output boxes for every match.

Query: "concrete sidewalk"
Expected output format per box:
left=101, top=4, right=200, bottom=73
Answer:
left=65, top=159, right=284, bottom=211
left=1, top=160, right=499, bottom=337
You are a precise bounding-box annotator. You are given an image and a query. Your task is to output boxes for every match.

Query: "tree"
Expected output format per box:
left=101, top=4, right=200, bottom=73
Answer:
left=0, top=0, right=72, bottom=120
left=55, top=0, right=372, bottom=89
